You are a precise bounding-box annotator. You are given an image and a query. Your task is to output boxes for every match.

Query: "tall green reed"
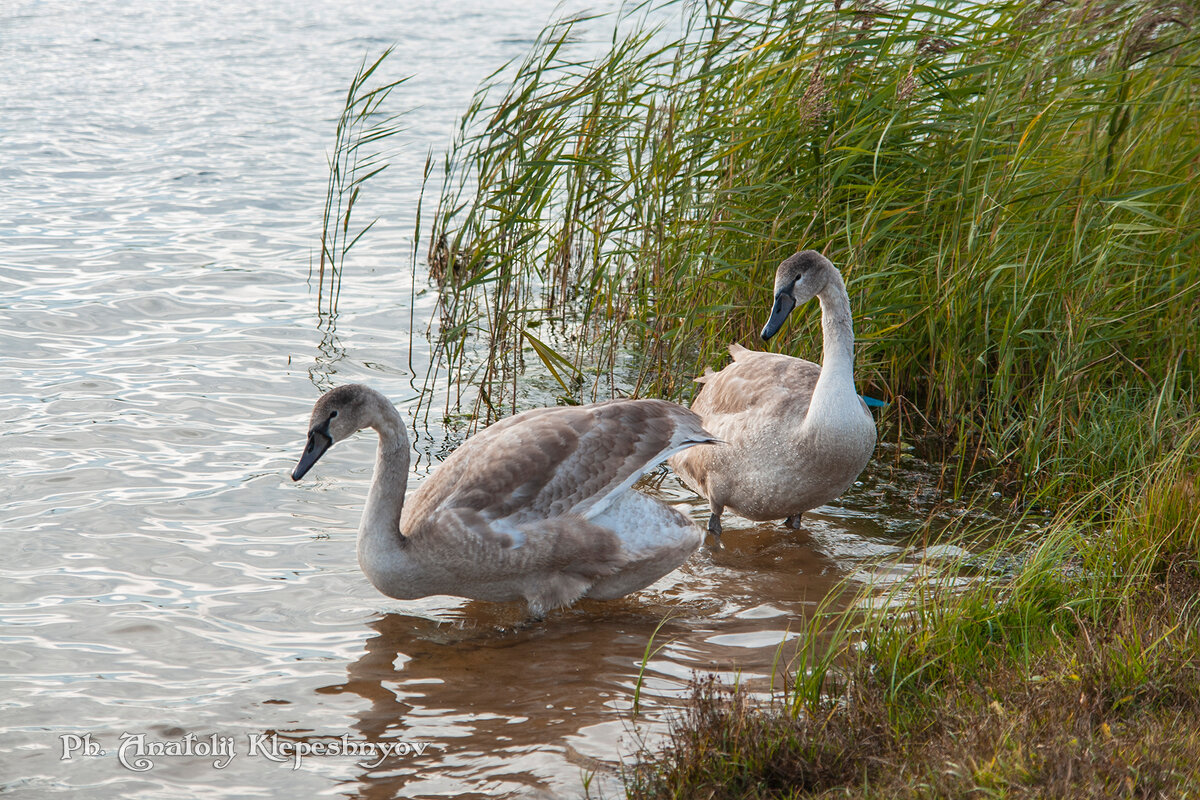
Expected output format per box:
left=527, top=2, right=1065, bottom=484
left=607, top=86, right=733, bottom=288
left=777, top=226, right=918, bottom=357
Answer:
left=317, top=48, right=406, bottom=317
left=424, top=0, right=1198, bottom=496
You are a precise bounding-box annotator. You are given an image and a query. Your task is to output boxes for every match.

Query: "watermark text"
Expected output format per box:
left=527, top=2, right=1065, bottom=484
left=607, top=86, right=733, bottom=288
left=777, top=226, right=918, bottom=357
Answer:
left=59, top=731, right=430, bottom=771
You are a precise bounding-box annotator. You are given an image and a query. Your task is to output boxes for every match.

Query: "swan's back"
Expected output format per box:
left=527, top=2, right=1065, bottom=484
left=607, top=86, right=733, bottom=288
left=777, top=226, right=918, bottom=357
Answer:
left=691, top=344, right=820, bottom=424
left=401, top=399, right=713, bottom=533
left=393, top=399, right=714, bottom=614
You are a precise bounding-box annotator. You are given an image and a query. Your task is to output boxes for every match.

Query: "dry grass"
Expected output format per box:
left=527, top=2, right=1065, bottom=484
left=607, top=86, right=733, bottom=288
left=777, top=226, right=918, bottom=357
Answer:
left=631, top=601, right=1200, bottom=799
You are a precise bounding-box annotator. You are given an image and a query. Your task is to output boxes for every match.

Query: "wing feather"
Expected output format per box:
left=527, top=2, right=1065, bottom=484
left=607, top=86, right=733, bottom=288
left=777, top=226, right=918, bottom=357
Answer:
left=692, top=349, right=819, bottom=420
left=401, top=399, right=715, bottom=535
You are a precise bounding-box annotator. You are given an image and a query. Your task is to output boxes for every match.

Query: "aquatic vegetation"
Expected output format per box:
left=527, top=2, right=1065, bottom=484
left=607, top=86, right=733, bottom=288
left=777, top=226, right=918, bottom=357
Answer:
left=317, top=48, right=406, bottom=317
left=629, top=445, right=1200, bottom=798
left=423, top=0, right=1198, bottom=500
left=397, top=1, right=1199, bottom=794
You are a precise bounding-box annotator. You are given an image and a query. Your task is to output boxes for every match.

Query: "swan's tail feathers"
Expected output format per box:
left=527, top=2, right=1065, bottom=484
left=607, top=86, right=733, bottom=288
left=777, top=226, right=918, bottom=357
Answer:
left=567, top=399, right=717, bottom=520
left=694, top=343, right=748, bottom=384
left=668, top=415, right=720, bottom=453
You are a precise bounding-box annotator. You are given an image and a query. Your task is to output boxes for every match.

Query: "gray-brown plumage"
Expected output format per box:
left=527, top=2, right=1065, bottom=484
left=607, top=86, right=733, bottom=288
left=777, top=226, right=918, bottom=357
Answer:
left=669, top=251, right=876, bottom=535
left=292, top=385, right=716, bottom=617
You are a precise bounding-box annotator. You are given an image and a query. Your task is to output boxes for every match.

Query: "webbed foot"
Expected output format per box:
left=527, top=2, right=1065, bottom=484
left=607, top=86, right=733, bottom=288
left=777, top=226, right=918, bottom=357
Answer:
left=785, top=514, right=803, bottom=529
left=707, top=511, right=723, bottom=539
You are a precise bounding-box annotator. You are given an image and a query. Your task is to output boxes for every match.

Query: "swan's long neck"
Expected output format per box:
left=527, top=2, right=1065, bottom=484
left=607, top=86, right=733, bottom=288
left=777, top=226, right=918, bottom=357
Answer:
left=356, top=406, right=418, bottom=594
left=807, top=270, right=859, bottom=417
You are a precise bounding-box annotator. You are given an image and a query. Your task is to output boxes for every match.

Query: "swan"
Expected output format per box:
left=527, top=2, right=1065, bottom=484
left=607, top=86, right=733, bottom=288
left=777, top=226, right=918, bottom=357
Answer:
left=291, top=385, right=717, bottom=617
left=668, top=250, right=876, bottom=536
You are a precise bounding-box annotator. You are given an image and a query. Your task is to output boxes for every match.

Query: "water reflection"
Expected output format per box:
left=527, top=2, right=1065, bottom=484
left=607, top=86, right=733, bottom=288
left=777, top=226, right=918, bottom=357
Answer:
left=295, top=514, right=859, bottom=798
left=310, top=319, right=350, bottom=392
left=327, top=609, right=668, bottom=798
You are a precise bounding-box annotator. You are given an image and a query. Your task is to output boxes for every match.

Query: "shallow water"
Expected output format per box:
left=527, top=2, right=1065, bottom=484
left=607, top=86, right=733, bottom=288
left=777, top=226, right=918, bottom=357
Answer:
left=2, top=2, right=967, bottom=797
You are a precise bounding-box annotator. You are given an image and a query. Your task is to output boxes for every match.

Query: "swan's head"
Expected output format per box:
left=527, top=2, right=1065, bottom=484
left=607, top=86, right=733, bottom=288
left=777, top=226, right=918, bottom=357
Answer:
left=291, top=384, right=375, bottom=481
left=761, top=250, right=835, bottom=341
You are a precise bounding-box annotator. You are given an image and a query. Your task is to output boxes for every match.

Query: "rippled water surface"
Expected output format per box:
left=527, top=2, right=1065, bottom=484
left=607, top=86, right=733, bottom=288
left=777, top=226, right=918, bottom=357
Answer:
left=1, top=2, right=959, bottom=797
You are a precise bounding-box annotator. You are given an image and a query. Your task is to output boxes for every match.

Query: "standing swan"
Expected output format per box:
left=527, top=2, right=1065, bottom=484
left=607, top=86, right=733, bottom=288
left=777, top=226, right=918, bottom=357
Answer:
left=669, top=251, right=876, bottom=536
left=292, top=385, right=717, bottom=617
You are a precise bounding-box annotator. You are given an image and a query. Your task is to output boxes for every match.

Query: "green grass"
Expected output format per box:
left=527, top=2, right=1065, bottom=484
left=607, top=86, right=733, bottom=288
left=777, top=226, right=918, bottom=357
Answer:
left=627, top=456, right=1200, bottom=799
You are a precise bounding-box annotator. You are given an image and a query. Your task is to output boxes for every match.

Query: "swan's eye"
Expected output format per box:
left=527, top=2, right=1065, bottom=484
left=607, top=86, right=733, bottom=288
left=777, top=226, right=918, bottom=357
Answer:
left=329, top=410, right=339, bottom=420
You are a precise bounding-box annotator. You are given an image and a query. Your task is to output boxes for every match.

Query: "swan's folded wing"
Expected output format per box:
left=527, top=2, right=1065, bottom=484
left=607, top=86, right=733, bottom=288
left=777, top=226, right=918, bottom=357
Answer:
left=671, top=350, right=820, bottom=492
left=692, top=349, right=820, bottom=420
left=401, top=399, right=714, bottom=530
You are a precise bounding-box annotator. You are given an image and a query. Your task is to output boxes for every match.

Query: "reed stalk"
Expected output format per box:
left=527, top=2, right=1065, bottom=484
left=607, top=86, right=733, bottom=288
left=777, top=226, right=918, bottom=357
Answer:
left=317, top=48, right=407, bottom=318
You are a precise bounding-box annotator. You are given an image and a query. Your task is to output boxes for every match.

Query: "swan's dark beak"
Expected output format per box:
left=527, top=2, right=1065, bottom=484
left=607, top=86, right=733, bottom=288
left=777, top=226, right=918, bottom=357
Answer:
left=292, top=430, right=332, bottom=481
left=761, top=291, right=796, bottom=341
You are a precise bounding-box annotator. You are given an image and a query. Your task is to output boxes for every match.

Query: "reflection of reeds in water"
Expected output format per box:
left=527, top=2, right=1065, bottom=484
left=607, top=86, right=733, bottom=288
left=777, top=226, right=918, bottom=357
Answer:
left=316, top=48, right=407, bottom=319
left=422, top=0, right=1198, bottom=495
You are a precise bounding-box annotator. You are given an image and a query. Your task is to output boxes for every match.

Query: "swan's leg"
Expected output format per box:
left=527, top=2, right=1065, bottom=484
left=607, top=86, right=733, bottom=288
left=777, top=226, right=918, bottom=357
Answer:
left=785, top=513, right=803, bottom=529
left=707, top=506, right=723, bottom=538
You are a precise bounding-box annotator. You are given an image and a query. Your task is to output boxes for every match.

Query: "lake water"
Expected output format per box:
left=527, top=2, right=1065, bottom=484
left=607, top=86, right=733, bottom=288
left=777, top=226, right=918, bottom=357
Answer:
left=1, top=2, right=956, bottom=797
